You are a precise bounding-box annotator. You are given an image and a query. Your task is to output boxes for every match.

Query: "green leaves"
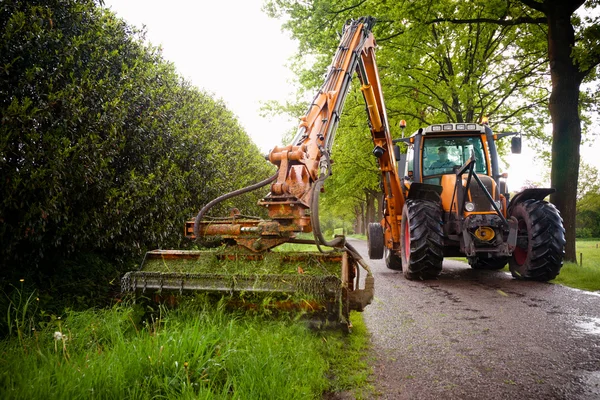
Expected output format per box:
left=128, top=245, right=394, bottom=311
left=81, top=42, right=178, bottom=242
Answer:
left=0, top=1, right=273, bottom=284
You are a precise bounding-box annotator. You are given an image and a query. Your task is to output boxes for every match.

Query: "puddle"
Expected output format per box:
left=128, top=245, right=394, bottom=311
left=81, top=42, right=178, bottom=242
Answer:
left=579, top=370, right=600, bottom=398
left=574, top=317, right=600, bottom=336
left=566, top=286, right=600, bottom=298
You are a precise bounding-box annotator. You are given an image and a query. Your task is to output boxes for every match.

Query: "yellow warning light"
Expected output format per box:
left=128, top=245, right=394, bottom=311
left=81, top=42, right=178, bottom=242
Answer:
left=481, top=116, right=489, bottom=125
left=399, top=119, right=407, bottom=128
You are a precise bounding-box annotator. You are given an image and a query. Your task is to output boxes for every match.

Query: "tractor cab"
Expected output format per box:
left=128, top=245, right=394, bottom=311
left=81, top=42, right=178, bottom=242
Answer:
left=399, top=123, right=499, bottom=184
left=378, top=122, right=563, bottom=282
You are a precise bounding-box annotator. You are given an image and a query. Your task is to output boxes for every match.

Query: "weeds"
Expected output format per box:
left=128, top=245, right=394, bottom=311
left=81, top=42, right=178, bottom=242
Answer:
left=3, top=279, right=39, bottom=349
left=0, top=296, right=370, bottom=399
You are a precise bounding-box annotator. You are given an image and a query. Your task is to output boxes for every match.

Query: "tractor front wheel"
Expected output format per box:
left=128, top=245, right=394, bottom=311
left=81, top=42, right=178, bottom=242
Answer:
left=508, top=199, right=565, bottom=281
left=400, top=199, right=444, bottom=280
left=367, top=222, right=384, bottom=260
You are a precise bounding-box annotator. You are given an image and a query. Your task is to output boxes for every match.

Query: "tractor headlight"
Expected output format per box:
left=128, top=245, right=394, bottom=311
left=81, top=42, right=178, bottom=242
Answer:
left=492, top=201, right=502, bottom=211
left=465, top=202, right=475, bottom=212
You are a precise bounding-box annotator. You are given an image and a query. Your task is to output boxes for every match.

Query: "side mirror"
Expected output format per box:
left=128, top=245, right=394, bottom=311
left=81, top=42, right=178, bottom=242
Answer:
left=511, top=136, right=522, bottom=154
left=393, top=145, right=401, bottom=161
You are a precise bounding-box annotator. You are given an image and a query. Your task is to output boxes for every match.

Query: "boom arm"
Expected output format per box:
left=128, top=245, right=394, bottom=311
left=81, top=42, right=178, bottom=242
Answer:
left=192, top=17, right=405, bottom=252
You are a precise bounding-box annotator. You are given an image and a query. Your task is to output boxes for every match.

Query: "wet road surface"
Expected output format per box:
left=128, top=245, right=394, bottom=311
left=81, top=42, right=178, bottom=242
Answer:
left=350, top=239, right=600, bottom=399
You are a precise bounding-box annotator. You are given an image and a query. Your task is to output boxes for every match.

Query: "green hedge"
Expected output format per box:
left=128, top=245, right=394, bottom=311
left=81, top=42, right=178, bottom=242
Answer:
left=0, top=1, right=273, bottom=308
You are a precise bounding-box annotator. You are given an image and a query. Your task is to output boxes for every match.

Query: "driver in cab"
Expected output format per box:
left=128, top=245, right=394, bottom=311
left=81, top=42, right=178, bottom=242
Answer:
left=427, top=146, right=454, bottom=174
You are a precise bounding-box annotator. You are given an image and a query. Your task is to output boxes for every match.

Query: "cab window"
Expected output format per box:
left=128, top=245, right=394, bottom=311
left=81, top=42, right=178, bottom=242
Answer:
left=406, top=145, right=414, bottom=180
left=422, top=136, right=487, bottom=177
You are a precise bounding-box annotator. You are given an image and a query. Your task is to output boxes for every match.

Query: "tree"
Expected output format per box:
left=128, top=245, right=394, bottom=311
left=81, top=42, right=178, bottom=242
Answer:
left=265, top=0, right=552, bottom=228
left=576, top=162, right=600, bottom=238
left=520, top=0, right=600, bottom=261
left=266, top=0, right=600, bottom=261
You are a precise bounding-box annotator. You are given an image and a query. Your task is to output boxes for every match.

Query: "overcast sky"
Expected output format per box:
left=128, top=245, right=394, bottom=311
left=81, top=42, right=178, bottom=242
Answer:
left=102, top=0, right=297, bottom=154
left=102, top=0, right=599, bottom=189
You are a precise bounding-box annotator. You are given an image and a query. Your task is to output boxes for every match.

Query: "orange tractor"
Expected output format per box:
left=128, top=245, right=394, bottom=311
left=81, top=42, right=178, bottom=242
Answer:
left=368, top=123, right=565, bottom=281
left=122, top=17, right=565, bottom=328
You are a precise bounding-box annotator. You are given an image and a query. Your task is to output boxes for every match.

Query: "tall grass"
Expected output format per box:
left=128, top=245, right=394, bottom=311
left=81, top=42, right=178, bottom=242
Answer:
left=0, top=296, right=371, bottom=399
left=2, top=280, right=39, bottom=348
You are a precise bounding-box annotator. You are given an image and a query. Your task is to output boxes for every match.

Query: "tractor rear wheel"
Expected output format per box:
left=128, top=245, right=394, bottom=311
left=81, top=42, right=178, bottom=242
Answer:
left=367, top=222, right=384, bottom=260
left=468, top=255, right=508, bottom=270
left=400, top=199, right=444, bottom=280
left=385, top=248, right=402, bottom=271
left=508, top=199, right=565, bottom=281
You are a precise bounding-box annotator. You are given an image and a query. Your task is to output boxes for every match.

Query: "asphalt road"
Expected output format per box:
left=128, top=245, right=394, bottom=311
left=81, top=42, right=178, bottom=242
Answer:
left=350, top=239, right=600, bottom=400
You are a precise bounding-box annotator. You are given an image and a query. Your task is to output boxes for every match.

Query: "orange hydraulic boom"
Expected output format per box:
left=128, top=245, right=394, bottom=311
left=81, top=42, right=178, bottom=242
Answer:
left=191, top=17, right=405, bottom=254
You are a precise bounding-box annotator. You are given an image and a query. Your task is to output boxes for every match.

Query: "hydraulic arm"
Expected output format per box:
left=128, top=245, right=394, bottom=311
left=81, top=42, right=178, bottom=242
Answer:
left=191, top=17, right=405, bottom=253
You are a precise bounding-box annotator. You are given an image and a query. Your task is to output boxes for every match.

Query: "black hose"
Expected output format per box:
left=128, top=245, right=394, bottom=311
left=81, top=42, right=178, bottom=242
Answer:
left=344, top=241, right=372, bottom=274
left=193, top=172, right=278, bottom=238
left=310, top=174, right=346, bottom=251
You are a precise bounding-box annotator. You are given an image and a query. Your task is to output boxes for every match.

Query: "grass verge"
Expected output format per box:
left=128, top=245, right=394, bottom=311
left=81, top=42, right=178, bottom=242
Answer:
left=325, top=312, right=374, bottom=399
left=551, top=238, right=600, bottom=291
left=0, top=296, right=372, bottom=399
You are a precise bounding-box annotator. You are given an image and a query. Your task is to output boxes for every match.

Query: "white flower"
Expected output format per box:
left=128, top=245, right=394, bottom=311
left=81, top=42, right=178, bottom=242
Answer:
left=53, top=331, right=67, bottom=341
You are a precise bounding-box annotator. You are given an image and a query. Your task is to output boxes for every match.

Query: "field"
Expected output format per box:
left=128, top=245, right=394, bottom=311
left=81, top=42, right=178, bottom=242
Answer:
left=0, top=295, right=372, bottom=399
left=551, top=239, right=600, bottom=291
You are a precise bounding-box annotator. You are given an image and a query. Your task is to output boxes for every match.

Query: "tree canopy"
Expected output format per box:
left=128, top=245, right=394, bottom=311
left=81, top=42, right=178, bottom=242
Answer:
left=266, top=0, right=600, bottom=256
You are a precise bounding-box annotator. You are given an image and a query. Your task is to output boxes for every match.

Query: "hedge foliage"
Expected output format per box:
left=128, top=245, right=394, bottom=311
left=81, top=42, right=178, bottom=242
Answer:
left=0, top=1, right=273, bottom=289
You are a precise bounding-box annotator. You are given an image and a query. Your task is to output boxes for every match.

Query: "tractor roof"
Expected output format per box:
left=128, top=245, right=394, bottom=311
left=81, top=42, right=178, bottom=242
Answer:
left=394, top=123, right=491, bottom=144
left=417, top=123, right=488, bottom=136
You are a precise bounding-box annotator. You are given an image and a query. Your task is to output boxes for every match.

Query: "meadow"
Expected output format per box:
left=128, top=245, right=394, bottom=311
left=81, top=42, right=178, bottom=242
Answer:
left=551, top=239, right=600, bottom=291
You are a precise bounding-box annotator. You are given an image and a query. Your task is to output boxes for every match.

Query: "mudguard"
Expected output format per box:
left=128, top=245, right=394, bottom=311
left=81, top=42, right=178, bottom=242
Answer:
left=407, top=182, right=443, bottom=203
left=507, top=188, right=555, bottom=213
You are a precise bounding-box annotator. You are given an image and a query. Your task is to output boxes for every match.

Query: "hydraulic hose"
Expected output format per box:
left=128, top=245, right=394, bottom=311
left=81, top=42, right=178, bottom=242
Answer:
left=310, top=173, right=346, bottom=251
left=193, top=172, right=278, bottom=238
left=309, top=166, right=373, bottom=277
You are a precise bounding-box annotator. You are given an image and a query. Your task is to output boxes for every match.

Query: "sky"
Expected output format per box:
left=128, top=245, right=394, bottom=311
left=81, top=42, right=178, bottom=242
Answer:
left=102, top=0, right=599, bottom=190
left=102, top=0, right=298, bottom=154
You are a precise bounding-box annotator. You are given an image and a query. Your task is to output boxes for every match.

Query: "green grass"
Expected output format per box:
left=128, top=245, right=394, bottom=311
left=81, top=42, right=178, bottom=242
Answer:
left=552, top=239, right=600, bottom=291
left=324, top=312, right=374, bottom=398
left=347, top=234, right=367, bottom=241
left=0, top=296, right=372, bottom=399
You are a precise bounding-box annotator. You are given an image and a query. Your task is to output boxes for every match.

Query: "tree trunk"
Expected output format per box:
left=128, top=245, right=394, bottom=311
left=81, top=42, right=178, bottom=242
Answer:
left=354, top=203, right=365, bottom=234
left=377, top=191, right=385, bottom=221
left=366, top=191, right=376, bottom=226
left=546, top=4, right=583, bottom=263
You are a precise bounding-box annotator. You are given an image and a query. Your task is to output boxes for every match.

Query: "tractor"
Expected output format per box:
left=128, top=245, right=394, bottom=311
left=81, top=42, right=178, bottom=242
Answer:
left=367, top=122, right=566, bottom=281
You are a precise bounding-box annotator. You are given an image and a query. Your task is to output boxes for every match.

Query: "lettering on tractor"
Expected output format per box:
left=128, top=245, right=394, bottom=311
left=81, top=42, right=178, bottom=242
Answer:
left=122, top=17, right=565, bottom=330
